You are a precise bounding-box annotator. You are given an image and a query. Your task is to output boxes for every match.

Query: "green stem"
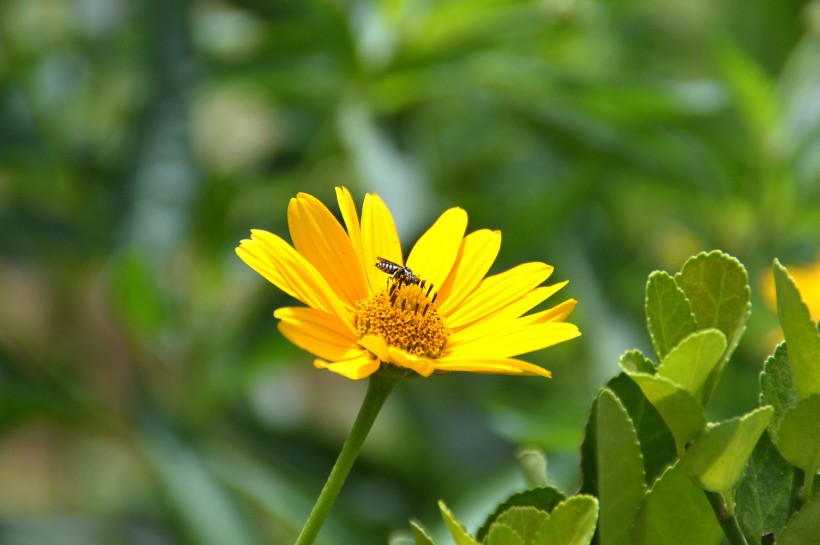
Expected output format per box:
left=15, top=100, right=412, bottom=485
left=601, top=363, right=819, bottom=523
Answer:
left=294, top=368, right=405, bottom=545
left=704, top=491, right=750, bottom=545
left=788, top=467, right=805, bottom=514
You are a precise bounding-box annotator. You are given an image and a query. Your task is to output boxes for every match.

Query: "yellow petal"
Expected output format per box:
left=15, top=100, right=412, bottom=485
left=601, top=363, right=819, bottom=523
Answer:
left=448, top=283, right=569, bottom=344
left=357, top=335, right=435, bottom=377
left=274, top=307, right=360, bottom=361
left=387, top=346, right=435, bottom=377
left=444, top=262, right=554, bottom=329
left=518, top=299, right=577, bottom=325
left=406, top=208, right=468, bottom=292
left=288, top=193, right=368, bottom=306
left=361, top=193, right=403, bottom=294
left=314, top=353, right=380, bottom=380
left=451, top=322, right=581, bottom=359
left=237, top=231, right=350, bottom=322
left=357, top=334, right=392, bottom=362
left=433, top=356, right=552, bottom=377
left=335, top=187, right=366, bottom=273
left=437, top=230, right=501, bottom=314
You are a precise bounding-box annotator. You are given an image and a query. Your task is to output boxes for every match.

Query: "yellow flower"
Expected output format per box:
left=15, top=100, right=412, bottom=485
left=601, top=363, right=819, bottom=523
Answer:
left=236, top=188, right=580, bottom=380
left=762, top=256, right=820, bottom=321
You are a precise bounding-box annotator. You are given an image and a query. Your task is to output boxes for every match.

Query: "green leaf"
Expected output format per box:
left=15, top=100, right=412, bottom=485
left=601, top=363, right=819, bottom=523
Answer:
left=533, top=495, right=599, bottom=545
left=493, top=507, right=549, bottom=545
left=775, top=393, right=820, bottom=474
left=735, top=432, right=793, bottom=545
left=760, top=342, right=798, bottom=440
left=675, top=250, right=751, bottom=404
left=625, top=372, right=706, bottom=456
left=581, top=373, right=678, bottom=497
left=773, top=260, right=820, bottom=399
left=619, top=349, right=657, bottom=374
left=410, top=520, right=437, bottom=545
left=476, top=487, right=565, bottom=542
left=646, top=271, right=697, bottom=362
left=632, top=461, right=723, bottom=545
left=486, top=523, right=526, bottom=545
left=657, top=329, right=727, bottom=396
left=439, top=500, right=479, bottom=545
left=682, top=406, right=774, bottom=494
left=777, top=490, right=820, bottom=545
left=596, top=388, right=647, bottom=545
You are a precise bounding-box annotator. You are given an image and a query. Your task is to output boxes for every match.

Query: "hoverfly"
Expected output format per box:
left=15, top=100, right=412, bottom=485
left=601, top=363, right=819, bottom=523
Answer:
left=375, top=257, right=420, bottom=287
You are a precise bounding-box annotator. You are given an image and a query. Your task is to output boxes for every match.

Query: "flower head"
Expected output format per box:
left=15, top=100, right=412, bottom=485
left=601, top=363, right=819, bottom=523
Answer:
left=236, top=188, right=580, bottom=380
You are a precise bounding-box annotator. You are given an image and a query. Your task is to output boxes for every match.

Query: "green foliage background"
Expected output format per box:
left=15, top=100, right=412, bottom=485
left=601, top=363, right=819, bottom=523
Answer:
left=0, top=0, right=819, bottom=543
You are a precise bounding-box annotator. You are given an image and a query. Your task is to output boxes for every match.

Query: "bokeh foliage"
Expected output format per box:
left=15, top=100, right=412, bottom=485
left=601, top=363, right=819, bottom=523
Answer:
left=0, top=0, right=819, bottom=544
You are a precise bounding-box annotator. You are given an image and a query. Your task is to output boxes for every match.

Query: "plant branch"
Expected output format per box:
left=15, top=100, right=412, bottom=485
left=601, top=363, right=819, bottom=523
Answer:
left=704, top=491, right=750, bottom=545
left=294, top=368, right=405, bottom=545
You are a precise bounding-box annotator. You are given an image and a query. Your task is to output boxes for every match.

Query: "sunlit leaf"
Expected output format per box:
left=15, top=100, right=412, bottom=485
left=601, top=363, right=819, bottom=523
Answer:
left=533, top=495, right=599, bottom=545
left=625, top=372, right=706, bottom=456
left=675, top=250, right=751, bottom=404
left=486, top=523, right=526, bottom=545
left=682, top=406, right=774, bottom=494
left=632, top=461, right=723, bottom=545
left=657, top=329, right=726, bottom=396
left=410, top=520, right=437, bottom=545
left=645, top=271, right=697, bottom=362
left=596, top=388, right=646, bottom=545
left=619, top=349, right=656, bottom=374
left=773, top=260, right=820, bottom=399
left=493, top=507, right=548, bottom=544
left=439, top=501, right=479, bottom=545
left=589, top=373, right=677, bottom=485
left=476, top=487, right=565, bottom=543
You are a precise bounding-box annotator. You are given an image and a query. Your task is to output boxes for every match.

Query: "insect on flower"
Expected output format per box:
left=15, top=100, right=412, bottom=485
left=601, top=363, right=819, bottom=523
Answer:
left=375, top=257, right=421, bottom=287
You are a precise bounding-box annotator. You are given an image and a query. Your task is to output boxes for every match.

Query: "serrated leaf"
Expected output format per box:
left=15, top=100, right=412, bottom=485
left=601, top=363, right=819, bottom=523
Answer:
left=596, top=389, right=647, bottom=545
left=675, top=251, right=751, bottom=404
left=486, top=523, right=526, bottom=545
left=613, top=374, right=678, bottom=483
left=735, top=432, right=793, bottom=545
left=619, top=349, right=656, bottom=374
left=410, top=520, right=437, bottom=545
left=439, top=501, right=479, bottom=545
left=476, top=487, right=565, bottom=542
left=657, top=329, right=727, bottom=396
left=533, top=495, right=599, bottom=545
left=581, top=375, right=678, bottom=497
left=775, top=393, right=820, bottom=474
left=760, top=342, right=798, bottom=441
left=777, top=490, right=820, bottom=545
left=774, top=260, right=820, bottom=399
left=493, top=507, right=549, bottom=545
left=646, top=271, right=697, bottom=362
left=632, top=461, right=723, bottom=545
left=626, top=372, right=706, bottom=456
left=682, top=406, right=774, bottom=494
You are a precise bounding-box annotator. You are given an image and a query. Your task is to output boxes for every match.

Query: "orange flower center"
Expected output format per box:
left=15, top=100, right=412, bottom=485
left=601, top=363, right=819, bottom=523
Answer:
left=353, top=282, right=450, bottom=359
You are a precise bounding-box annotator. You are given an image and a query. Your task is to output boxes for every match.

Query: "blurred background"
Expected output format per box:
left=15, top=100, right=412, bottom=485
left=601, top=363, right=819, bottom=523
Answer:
left=1, top=0, right=819, bottom=543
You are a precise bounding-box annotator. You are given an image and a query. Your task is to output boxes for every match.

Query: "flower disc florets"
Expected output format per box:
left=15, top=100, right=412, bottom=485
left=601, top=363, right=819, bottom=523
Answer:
left=353, top=282, right=449, bottom=359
